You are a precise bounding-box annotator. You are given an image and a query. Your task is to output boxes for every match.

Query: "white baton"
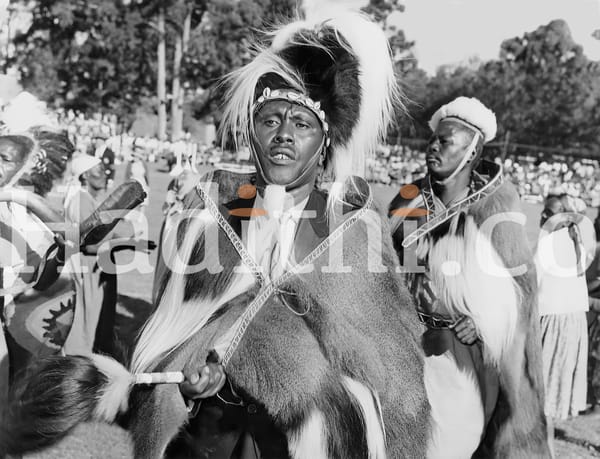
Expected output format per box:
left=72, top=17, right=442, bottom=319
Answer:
left=133, top=371, right=185, bottom=385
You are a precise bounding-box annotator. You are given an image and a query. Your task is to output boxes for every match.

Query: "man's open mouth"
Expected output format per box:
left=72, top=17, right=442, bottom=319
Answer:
left=269, top=148, right=295, bottom=162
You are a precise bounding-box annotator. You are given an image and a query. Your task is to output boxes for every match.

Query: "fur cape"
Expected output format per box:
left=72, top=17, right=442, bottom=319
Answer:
left=127, top=169, right=430, bottom=458
left=389, top=161, right=549, bottom=458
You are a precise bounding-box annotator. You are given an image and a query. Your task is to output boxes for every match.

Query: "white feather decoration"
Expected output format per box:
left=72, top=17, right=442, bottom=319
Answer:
left=428, top=215, right=519, bottom=366
left=271, top=11, right=400, bottom=183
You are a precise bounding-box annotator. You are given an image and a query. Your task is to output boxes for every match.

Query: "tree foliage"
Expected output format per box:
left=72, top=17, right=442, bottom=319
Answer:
left=9, top=0, right=296, bottom=122
left=183, top=0, right=296, bottom=92
left=473, top=19, right=600, bottom=151
left=398, top=19, right=600, bottom=155
left=11, top=0, right=156, bottom=120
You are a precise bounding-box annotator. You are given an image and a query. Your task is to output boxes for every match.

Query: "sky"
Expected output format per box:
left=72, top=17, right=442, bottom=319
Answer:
left=393, top=0, right=600, bottom=74
left=310, top=0, right=600, bottom=74
left=1, top=0, right=598, bottom=77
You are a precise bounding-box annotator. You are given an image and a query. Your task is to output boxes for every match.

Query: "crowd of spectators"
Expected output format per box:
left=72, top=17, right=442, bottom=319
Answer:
left=501, top=157, right=600, bottom=206
left=55, top=109, right=233, bottom=172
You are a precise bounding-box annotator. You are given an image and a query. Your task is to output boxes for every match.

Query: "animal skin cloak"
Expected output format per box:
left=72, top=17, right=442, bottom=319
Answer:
left=127, top=169, right=430, bottom=459
left=389, top=160, right=549, bottom=458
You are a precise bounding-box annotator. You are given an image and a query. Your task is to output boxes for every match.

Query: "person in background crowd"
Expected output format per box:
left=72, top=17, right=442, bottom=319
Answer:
left=536, top=194, right=594, bottom=422
left=389, top=96, right=549, bottom=456
left=124, top=146, right=150, bottom=239
left=585, top=208, right=600, bottom=412
left=0, top=129, right=75, bottom=408
left=152, top=168, right=200, bottom=303
left=62, top=154, right=112, bottom=355
left=98, top=139, right=116, bottom=188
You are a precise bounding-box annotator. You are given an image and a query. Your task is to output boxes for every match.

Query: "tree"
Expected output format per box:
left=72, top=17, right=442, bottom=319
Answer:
left=473, top=19, right=600, bottom=152
left=181, top=0, right=296, bottom=127
left=133, top=0, right=209, bottom=140
left=10, top=0, right=157, bottom=121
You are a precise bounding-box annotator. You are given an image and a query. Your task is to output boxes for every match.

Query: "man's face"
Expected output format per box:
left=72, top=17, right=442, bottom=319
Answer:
left=540, top=197, right=563, bottom=227
left=426, top=120, right=476, bottom=180
left=252, top=100, right=324, bottom=187
left=0, top=138, right=27, bottom=187
left=85, top=163, right=107, bottom=190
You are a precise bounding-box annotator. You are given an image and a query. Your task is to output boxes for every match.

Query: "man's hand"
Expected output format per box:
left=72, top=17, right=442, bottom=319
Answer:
left=53, top=233, right=67, bottom=264
left=451, top=316, right=479, bottom=345
left=179, top=363, right=226, bottom=400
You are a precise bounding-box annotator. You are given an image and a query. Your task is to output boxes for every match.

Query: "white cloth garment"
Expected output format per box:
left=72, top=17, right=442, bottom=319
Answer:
left=245, top=186, right=309, bottom=281
left=536, top=226, right=591, bottom=316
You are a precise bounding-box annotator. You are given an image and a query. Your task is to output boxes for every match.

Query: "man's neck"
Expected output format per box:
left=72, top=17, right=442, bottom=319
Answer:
left=87, top=185, right=103, bottom=199
left=431, top=170, right=471, bottom=206
left=256, top=179, right=314, bottom=208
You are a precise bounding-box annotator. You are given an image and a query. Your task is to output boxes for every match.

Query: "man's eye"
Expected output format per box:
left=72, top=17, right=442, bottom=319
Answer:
left=264, top=119, right=278, bottom=127
left=296, top=122, right=309, bottom=129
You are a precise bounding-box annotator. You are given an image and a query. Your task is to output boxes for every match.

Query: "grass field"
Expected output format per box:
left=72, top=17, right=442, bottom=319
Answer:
left=110, top=160, right=600, bottom=457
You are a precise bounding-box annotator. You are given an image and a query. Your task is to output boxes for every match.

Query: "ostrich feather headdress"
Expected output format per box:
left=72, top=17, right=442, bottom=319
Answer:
left=219, top=10, right=401, bottom=185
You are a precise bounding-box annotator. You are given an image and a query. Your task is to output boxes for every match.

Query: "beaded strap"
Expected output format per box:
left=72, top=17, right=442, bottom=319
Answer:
left=196, top=183, right=267, bottom=287
left=402, top=172, right=504, bottom=248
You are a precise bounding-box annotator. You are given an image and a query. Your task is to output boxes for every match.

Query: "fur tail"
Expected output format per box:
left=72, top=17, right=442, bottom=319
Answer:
left=342, top=377, right=387, bottom=459
left=0, top=354, right=132, bottom=456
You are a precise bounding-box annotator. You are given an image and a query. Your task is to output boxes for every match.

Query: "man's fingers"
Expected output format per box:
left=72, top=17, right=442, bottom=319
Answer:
left=457, top=331, right=477, bottom=345
left=180, top=364, right=226, bottom=400
left=456, top=330, right=469, bottom=341
left=182, top=368, right=200, bottom=385
left=189, top=373, right=211, bottom=397
left=454, top=322, right=467, bottom=333
left=203, top=372, right=227, bottom=398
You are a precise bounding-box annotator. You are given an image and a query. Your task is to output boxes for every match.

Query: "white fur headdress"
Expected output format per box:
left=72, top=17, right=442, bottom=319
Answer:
left=429, top=97, right=497, bottom=143
left=219, top=10, right=401, bottom=184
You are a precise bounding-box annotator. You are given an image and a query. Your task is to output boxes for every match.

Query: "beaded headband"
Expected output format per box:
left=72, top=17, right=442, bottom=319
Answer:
left=253, top=87, right=331, bottom=147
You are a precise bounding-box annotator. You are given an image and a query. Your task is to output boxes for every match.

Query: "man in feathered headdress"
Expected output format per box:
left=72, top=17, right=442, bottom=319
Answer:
left=389, top=97, right=549, bottom=457
left=126, top=10, right=429, bottom=459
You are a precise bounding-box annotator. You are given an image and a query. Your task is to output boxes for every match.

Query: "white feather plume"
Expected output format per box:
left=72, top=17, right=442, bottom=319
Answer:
left=428, top=215, right=519, bottom=365
left=271, top=11, right=400, bottom=183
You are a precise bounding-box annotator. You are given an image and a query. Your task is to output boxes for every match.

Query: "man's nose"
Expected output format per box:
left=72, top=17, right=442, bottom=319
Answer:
left=427, top=138, right=439, bottom=153
left=274, top=121, right=294, bottom=144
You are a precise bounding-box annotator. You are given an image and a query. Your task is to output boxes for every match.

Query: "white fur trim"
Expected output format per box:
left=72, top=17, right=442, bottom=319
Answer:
left=90, top=354, right=133, bottom=422
left=428, top=216, right=519, bottom=365
left=131, top=207, right=256, bottom=373
left=429, top=96, right=497, bottom=143
left=424, top=353, right=484, bottom=458
left=342, top=376, right=387, bottom=459
left=288, top=408, right=329, bottom=459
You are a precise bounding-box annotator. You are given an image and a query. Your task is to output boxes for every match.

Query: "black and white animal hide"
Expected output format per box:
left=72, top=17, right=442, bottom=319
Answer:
left=127, top=173, right=430, bottom=459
